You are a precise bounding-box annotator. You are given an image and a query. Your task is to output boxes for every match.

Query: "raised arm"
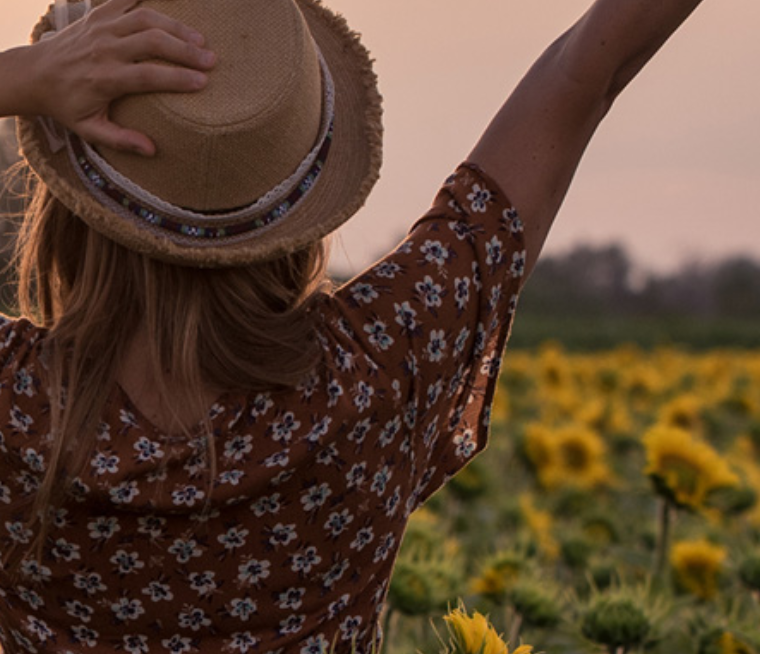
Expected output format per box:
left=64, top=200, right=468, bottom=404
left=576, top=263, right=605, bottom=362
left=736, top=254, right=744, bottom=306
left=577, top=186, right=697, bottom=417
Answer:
left=468, top=0, right=704, bottom=275
left=0, top=0, right=215, bottom=155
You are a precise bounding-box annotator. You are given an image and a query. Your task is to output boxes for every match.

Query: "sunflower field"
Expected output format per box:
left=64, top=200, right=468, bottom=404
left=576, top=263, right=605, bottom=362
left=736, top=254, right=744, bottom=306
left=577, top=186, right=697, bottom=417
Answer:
left=384, top=344, right=760, bottom=654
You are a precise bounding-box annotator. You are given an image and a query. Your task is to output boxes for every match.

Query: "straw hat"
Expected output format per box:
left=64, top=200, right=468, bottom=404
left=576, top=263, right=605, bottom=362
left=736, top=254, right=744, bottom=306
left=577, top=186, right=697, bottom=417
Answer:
left=17, top=0, right=383, bottom=267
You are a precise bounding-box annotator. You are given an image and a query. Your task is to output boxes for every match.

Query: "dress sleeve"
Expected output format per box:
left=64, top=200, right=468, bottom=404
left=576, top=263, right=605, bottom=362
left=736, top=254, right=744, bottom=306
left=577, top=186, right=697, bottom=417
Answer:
left=323, top=163, right=527, bottom=509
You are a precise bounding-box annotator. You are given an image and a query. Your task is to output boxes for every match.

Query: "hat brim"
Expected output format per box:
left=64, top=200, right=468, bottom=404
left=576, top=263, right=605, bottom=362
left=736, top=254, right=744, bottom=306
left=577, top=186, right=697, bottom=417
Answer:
left=17, top=0, right=383, bottom=268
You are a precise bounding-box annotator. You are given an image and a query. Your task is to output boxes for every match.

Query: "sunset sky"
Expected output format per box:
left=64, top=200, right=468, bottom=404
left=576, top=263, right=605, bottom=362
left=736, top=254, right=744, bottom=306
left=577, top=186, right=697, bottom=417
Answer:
left=3, top=0, right=759, bottom=277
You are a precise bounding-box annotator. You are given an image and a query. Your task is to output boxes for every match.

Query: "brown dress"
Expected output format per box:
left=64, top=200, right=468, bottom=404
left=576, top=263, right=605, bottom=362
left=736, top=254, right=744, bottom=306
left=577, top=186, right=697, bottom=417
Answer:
left=0, top=163, right=526, bottom=654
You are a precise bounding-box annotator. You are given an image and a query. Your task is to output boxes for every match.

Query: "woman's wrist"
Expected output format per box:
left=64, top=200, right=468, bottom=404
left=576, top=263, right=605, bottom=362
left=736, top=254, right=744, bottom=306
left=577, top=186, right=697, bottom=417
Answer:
left=0, top=45, right=47, bottom=118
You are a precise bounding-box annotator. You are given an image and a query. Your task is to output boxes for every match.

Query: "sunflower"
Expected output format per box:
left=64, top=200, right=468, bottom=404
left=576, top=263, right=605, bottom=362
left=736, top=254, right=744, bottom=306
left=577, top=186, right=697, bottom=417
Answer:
left=671, top=539, right=726, bottom=600
left=444, top=607, right=533, bottom=654
left=643, top=424, right=739, bottom=512
left=524, top=423, right=613, bottom=490
left=658, top=394, right=705, bottom=434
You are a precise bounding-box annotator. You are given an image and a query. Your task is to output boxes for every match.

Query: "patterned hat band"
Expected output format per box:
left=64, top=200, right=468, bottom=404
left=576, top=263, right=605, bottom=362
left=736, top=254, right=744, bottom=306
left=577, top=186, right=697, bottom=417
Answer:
left=67, top=52, right=336, bottom=248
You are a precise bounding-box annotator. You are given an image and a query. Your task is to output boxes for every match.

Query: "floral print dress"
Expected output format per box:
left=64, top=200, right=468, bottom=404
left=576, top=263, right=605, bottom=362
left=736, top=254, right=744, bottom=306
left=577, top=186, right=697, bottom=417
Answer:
left=0, top=163, right=526, bottom=654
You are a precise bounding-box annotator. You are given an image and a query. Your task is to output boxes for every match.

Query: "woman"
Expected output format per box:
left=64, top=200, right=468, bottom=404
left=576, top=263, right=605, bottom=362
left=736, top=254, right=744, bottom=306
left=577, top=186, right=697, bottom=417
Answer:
left=0, top=0, right=704, bottom=652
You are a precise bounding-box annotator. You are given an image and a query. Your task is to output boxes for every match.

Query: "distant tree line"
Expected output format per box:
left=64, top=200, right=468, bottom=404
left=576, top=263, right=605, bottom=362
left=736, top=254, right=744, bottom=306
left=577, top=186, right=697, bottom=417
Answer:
left=522, top=244, right=760, bottom=321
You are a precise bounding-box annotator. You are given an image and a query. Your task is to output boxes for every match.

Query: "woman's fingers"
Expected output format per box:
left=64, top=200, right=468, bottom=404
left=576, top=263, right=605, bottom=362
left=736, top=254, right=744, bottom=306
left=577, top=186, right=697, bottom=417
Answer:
left=111, top=61, right=209, bottom=96
left=119, top=30, right=215, bottom=70
left=76, top=116, right=157, bottom=156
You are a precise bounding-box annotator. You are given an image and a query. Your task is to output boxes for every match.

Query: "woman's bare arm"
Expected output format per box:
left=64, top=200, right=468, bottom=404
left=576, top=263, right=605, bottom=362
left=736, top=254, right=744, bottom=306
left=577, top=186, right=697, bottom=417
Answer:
left=468, top=0, right=704, bottom=275
left=0, top=0, right=215, bottom=155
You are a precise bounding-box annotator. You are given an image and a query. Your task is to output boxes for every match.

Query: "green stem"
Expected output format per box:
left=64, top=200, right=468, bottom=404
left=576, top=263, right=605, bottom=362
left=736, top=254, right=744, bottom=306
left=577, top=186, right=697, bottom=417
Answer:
left=654, top=499, right=673, bottom=579
left=508, top=612, right=523, bottom=648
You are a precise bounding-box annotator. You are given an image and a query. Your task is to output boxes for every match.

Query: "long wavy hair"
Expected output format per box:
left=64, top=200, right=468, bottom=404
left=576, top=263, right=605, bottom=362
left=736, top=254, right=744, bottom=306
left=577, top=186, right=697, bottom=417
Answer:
left=12, top=181, right=331, bottom=561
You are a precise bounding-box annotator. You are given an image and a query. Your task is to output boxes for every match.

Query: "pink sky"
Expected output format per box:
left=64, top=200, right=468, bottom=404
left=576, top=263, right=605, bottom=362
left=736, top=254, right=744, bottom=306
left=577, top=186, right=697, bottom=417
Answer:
left=4, top=0, right=759, bottom=276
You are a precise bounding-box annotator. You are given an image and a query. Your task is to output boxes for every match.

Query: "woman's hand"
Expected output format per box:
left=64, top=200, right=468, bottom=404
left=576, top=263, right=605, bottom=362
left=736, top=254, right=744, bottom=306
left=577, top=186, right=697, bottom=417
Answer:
left=9, top=0, right=216, bottom=155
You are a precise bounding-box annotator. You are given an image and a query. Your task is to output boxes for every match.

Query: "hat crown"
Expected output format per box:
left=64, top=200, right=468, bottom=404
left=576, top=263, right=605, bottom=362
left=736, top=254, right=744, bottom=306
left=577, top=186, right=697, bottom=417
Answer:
left=103, top=0, right=323, bottom=211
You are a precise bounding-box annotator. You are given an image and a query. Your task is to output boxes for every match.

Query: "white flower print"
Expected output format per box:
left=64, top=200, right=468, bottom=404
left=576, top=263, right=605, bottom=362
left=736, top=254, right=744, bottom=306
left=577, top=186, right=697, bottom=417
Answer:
left=119, top=409, right=138, bottom=428
left=137, top=515, right=166, bottom=539
left=511, top=249, right=527, bottom=277
left=19, top=560, right=50, bottom=585
left=188, top=571, right=217, bottom=597
left=268, top=523, right=297, bottom=547
left=350, top=526, right=375, bottom=551
left=110, top=550, right=145, bottom=575
left=300, top=482, right=332, bottom=512
left=420, top=239, right=450, bottom=265
left=373, top=532, right=397, bottom=563
left=9, top=405, right=33, bottom=433
left=237, top=557, right=270, bottom=586
left=306, top=416, right=332, bottom=444
left=363, top=319, right=394, bottom=351
left=378, top=416, right=401, bottom=447
left=467, top=183, right=493, bottom=213
left=161, top=635, right=192, bottom=653
left=290, top=546, right=322, bottom=575
left=110, top=480, right=139, bottom=505
left=415, top=276, right=444, bottom=309
left=17, top=586, right=45, bottom=610
left=23, top=449, right=45, bottom=475
left=52, top=538, right=80, bottom=561
left=91, top=451, right=119, bottom=476
left=472, top=261, right=483, bottom=291
left=373, top=261, right=402, bottom=279
left=111, top=597, right=145, bottom=621
left=73, top=571, right=106, bottom=595
left=171, top=485, right=205, bottom=507
left=454, top=430, right=478, bottom=459
left=250, top=393, right=273, bottom=419
left=322, top=558, right=350, bottom=589
left=26, top=616, right=54, bottom=643
left=277, top=587, right=306, bottom=610
left=87, top=516, right=121, bottom=541
left=508, top=293, right=519, bottom=315
left=65, top=600, right=94, bottom=623
left=263, top=450, right=290, bottom=468
left=168, top=538, right=203, bottom=564
left=269, top=412, right=301, bottom=444
left=393, top=301, right=418, bottom=333
left=504, top=206, right=524, bottom=233
left=324, top=509, right=354, bottom=538
left=350, top=282, right=379, bottom=305
left=218, top=526, right=249, bottom=551
left=229, top=597, right=257, bottom=621
left=454, top=276, right=471, bottom=311
left=353, top=381, right=375, bottom=412
left=71, top=625, right=99, bottom=647
left=5, top=521, right=32, bottom=544
left=13, top=368, right=35, bottom=397
left=334, top=344, right=355, bottom=372
left=134, top=437, right=164, bottom=463
left=347, top=418, right=372, bottom=446
left=339, top=615, right=363, bottom=642
left=326, top=378, right=344, bottom=408
left=300, top=634, right=330, bottom=654
left=426, top=329, right=447, bottom=363
left=371, top=466, right=392, bottom=496
left=229, top=632, right=258, bottom=653
left=142, top=580, right=174, bottom=602
left=480, top=351, right=502, bottom=378
left=123, top=635, right=149, bottom=654
left=251, top=492, right=281, bottom=517
left=345, top=462, right=367, bottom=489
left=178, top=606, right=211, bottom=631
left=279, top=614, right=306, bottom=635
left=485, top=235, right=504, bottom=267
left=223, top=435, right=253, bottom=462
left=426, top=380, right=444, bottom=409
left=219, top=469, right=245, bottom=485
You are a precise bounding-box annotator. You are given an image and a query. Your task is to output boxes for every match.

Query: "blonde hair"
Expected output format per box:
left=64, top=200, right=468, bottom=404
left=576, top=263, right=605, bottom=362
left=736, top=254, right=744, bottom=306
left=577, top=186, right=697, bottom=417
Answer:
left=11, top=182, right=331, bottom=562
